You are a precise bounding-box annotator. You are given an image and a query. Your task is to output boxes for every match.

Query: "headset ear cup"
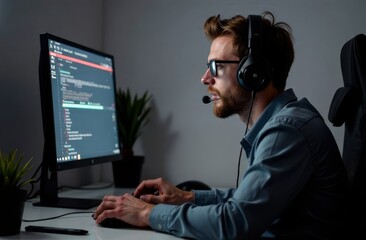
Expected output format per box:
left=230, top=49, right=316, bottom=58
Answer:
left=237, top=14, right=273, bottom=92
left=237, top=56, right=249, bottom=90
left=237, top=54, right=271, bottom=92
left=237, top=54, right=267, bottom=92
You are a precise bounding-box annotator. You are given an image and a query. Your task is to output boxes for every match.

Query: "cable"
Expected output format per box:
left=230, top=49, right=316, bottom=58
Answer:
left=26, top=161, right=42, bottom=199
left=23, top=211, right=95, bottom=222
left=27, top=189, right=40, bottom=200
left=236, top=91, right=256, bottom=188
left=27, top=182, right=114, bottom=200
left=236, top=147, right=244, bottom=188
left=25, top=160, right=113, bottom=199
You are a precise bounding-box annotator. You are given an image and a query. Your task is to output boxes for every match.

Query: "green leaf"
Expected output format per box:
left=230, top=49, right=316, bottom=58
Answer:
left=0, top=149, right=34, bottom=190
left=116, top=88, right=152, bottom=153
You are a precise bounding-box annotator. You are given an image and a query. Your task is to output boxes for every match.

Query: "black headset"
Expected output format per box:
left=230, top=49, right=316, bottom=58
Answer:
left=237, top=15, right=272, bottom=92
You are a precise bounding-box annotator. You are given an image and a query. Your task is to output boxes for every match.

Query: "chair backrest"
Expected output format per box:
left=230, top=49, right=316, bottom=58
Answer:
left=328, top=34, right=366, bottom=236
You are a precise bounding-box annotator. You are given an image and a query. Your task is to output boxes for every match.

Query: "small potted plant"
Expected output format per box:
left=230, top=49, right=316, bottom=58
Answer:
left=112, top=88, right=152, bottom=187
left=0, top=149, right=33, bottom=236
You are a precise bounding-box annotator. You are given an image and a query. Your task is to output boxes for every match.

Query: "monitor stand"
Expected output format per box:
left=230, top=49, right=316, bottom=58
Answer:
left=33, top=147, right=101, bottom=209
left=33, top=196, right=101, bottom=209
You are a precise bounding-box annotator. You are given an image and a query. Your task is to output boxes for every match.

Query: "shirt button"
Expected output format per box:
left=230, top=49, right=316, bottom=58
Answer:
left=158, top=224, right=163, bottom=229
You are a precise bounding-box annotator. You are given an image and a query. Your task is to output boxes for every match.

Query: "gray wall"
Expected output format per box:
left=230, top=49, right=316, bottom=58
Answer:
left=1, top=0, right=365, bottom=190
left=0, top=0, right=105, bottom=187
left=101, top=0, right=365, bottom=188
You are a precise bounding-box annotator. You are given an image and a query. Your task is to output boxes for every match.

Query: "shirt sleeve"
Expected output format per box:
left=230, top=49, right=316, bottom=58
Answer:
left=193, top=188, right=236, bottom=205
left=149, top=123, right=314, bottom=239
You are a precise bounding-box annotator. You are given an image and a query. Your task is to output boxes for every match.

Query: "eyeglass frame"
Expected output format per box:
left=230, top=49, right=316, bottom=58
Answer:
left=206, top=59, right=240, bottom=77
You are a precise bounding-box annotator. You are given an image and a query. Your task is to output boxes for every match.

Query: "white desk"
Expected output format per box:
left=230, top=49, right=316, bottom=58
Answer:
left=2, top=185, right=184, bottom=240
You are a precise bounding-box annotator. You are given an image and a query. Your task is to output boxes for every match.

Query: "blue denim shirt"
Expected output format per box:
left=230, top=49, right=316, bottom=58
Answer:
left=149, top=89, right=347, bottom=239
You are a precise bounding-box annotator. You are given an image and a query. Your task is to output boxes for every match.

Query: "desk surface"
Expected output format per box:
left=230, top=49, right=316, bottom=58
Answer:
left=2, top=184, right=184, bottom=240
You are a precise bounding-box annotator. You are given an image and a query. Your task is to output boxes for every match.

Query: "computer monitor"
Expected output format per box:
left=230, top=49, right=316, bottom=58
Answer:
left=34, top=33, right=121, bottom=209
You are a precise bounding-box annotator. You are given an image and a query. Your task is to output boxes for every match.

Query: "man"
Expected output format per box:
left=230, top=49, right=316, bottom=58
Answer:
left=94, top=12, right=347, bottom=239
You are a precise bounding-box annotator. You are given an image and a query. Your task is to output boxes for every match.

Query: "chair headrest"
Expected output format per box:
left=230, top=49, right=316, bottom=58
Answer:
left=328, top=87, right=361, bottom=126
left=328, top=34, right=366, bottom=126
left=340, top=34, right=366, bottom=97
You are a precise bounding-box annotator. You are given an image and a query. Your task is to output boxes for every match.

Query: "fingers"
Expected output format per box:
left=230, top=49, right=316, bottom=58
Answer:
left=134, top=178, right=163, bottom=197
left=93, top=193, right=153, bottom=228
left=94, top=195, right=120, bottom=223
left=140, top=194, right=163, bottom=204
left=133, top=178, right=191, bottom=205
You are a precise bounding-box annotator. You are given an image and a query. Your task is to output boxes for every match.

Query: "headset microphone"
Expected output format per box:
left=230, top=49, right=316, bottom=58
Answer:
left=202, top=96, right=221, bottom=104
left=202, top=96, right=212, bottom=104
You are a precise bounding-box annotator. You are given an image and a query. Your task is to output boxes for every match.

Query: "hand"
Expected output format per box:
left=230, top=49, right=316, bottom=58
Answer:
left=93, top=193, right=154, bottom=227
left=134, top=177, right=194, bottom=205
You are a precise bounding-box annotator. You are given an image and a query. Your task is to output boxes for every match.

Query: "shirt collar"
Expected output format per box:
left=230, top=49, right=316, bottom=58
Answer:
left=240, top=88, right=298, bottom=156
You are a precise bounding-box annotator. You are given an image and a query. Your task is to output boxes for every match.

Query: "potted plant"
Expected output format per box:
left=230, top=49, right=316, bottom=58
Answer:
left=112, top=88, right=152, bottom=187
left=0, top=149, right=33, bottom=236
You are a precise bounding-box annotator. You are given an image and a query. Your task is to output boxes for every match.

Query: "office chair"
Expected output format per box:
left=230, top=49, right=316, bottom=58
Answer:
left=328, top=34, right=366, bottom=237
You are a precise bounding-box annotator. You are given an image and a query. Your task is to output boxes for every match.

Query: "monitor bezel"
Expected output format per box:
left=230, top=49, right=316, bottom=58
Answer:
left=39, top=32, right=122, bottom=172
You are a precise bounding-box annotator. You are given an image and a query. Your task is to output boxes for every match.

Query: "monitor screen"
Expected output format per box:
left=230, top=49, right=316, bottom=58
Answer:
left=34, top=33, right=121, bottom=209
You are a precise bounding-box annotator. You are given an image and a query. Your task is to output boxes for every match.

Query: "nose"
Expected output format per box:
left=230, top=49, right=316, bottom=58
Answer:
left=201, top=68, right=214, bottom=85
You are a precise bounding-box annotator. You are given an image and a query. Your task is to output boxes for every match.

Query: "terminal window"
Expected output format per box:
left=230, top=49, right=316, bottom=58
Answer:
left=48, top=40, right=120, bottom=163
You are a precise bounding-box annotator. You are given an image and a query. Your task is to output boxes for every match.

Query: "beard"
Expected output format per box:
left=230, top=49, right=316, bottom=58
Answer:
left=209, top=84, right=252, bottom=119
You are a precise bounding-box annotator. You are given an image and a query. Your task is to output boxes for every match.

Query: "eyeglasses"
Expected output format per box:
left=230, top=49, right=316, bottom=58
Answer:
left=206, top=59, right=240, bottom=77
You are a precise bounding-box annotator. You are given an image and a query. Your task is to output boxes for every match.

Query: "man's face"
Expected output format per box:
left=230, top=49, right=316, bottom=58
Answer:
left=201, top=35, right=251, bottom=118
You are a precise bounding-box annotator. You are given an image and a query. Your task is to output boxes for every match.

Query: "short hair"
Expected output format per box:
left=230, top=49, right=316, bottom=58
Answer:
left=203, top=11, right=294, bottom=90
